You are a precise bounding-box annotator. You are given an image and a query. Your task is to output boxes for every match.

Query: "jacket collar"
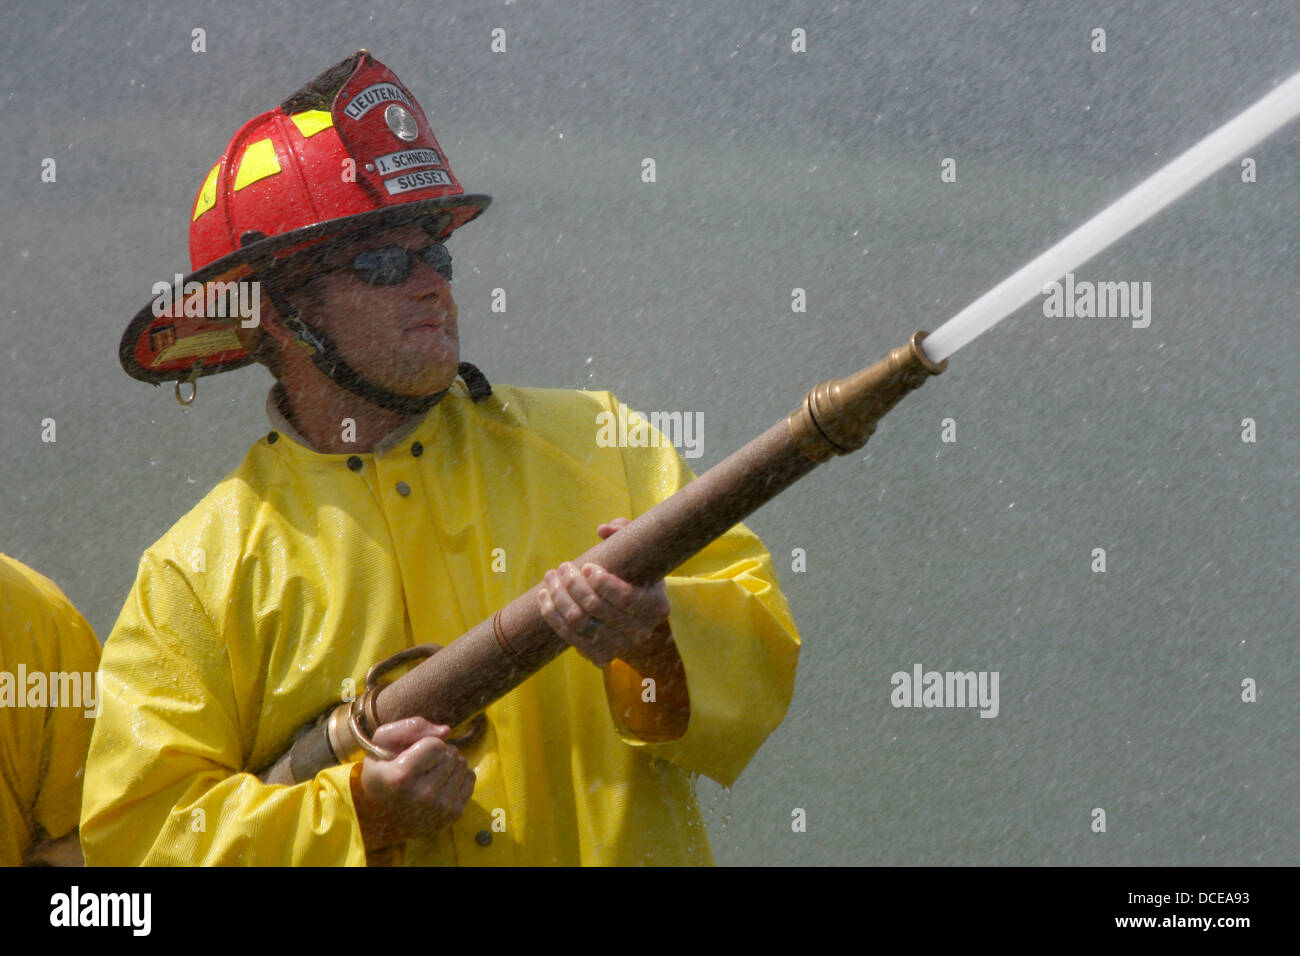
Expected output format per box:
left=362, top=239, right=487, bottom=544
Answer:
left=265, top=383, right=428, bottom=456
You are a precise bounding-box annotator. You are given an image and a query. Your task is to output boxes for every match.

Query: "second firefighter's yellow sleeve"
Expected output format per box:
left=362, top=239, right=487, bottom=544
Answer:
left=602, top=398, right=802, bottom=788
left=31, top=583, right=101, bottom=844
left=0, top=555, right=101, bottom=864
left=80, top=552, right=367, bottom=866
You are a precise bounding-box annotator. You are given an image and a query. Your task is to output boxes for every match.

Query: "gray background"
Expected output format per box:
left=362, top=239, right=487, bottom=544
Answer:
left=1, top=0, right=1296, bottom=865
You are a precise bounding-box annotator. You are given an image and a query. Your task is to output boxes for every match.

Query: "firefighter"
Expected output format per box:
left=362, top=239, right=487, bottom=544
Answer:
left=83, top=51, right=800, bottom=865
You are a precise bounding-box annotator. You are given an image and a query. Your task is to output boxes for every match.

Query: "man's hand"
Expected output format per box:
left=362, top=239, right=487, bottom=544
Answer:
left=350, top=717, right=475, bottom=851
left=537, top=517, right=672, bottom=668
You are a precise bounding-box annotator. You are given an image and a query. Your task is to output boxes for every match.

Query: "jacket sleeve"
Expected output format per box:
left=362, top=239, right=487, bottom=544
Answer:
left=31, top=587, right=101, bottom=844
left=0, top=558, right=101, bottom=864
left=80, top=552, right=367, bottom=866
left=602, top=399, right=802, bottom=788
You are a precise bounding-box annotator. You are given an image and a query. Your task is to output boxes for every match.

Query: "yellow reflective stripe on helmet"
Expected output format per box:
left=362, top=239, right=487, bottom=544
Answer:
left=289, top=110, right=334, bottom=138
left=233, top=138, right=281, bottom=192
left=192, top=163, right=221, bottom=221
left=150, top=329, right=243, bottom=367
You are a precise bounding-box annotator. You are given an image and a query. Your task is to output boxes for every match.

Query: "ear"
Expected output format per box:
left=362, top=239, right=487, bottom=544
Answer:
left=234, top=275, right=305, bottom=375
left=255, top=289, right=297, bottom=348
left=256, top=279, right=333, bottom=361
left=240, top=233, right=311, bottom=349
left=251, top=265, right=320, bottom=346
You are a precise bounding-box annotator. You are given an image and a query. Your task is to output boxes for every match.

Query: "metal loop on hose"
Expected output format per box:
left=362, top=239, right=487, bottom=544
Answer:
left=349, top=692, right=397, bottom=761
left=366, top=644, right=440, bottom=687
left=347, top=643, right=488, bottom=760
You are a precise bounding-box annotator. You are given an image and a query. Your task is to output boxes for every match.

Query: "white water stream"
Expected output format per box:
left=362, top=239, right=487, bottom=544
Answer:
left=922, top=70, right=1300, bottom=363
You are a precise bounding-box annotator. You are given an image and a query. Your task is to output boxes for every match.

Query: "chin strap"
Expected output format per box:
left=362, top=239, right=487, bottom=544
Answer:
left=251, top=243, right=491, bottom=413
left=283, top=309, right=455, bottom=415
left=456, top=360, right=493, bottom=401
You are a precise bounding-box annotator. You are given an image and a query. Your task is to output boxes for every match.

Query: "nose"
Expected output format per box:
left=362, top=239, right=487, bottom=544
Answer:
left=409, top=255, right=452, bottom=298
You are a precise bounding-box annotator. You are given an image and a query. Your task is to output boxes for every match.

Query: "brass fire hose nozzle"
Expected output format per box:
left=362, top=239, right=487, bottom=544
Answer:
left=788, top=331, right=947, bottom=463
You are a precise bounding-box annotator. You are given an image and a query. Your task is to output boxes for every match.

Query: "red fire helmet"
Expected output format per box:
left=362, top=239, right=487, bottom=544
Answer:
left=120, top=50, right=491, bottom=385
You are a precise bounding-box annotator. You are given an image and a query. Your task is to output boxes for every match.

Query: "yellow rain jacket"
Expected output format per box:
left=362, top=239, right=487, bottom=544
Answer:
left=0, top=554, right=101, bottom=865
left=82, top=382, right=800, bottom=865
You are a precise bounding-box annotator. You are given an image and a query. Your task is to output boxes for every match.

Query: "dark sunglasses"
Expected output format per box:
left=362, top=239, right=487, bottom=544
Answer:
left=294, top=241, right=453, bottom=288
left=351, top=242, right=453, bottom=286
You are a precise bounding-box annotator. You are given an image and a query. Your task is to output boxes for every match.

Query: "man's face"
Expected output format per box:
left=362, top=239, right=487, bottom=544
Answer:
left=286, top=223, right=460, bottom=397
